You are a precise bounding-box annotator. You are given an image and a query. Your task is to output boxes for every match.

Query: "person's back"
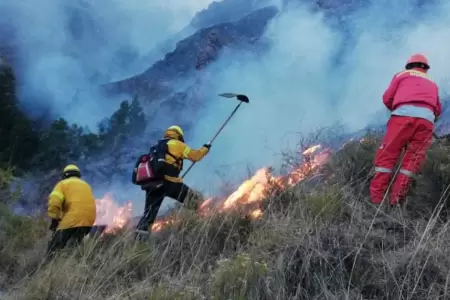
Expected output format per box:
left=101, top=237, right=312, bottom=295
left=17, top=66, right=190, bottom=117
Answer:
left=50, top=177, right=96, bottom=229
left=384, top=68, right=440, bottom=123
left=163, top=129, right=210, bottom=183
left=47, top=164, right=96, bottom=256
left=135, top=125, right=211, bottom=237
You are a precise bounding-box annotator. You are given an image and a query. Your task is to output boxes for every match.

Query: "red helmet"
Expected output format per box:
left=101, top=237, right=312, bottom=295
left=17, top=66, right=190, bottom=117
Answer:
left=405, top=53, right=430, bottom=70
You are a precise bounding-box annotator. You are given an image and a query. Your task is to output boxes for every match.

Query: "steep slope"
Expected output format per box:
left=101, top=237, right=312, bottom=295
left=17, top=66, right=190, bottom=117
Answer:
left=3, top=136, right=450, bottom=299
left=102, top=6, right=279, bottom=97
left=190, top=0, right=272, bottom=28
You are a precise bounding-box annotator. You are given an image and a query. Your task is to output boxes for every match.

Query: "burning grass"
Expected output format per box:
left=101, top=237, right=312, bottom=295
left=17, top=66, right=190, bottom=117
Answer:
left=2, top=133, right=450, bottom=299
left=92, top=143, right=333, bottom=236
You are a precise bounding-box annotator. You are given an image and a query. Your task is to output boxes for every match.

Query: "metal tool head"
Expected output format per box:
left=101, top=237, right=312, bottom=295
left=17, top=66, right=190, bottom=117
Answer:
left=219, top=93, right=250, bottom=103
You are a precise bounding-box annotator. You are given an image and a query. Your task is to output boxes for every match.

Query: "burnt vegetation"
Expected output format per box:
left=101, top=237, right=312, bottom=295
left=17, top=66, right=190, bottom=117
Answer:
left=1, top=132, right=450, bottom=299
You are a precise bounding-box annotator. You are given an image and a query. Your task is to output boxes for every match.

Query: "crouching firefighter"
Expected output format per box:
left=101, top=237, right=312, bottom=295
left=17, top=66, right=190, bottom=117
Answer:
left=132, top=125, right=210, bottom=236
left=46, top=164, right=96, bottom=257
left=370, top=53, right=442, bottom=207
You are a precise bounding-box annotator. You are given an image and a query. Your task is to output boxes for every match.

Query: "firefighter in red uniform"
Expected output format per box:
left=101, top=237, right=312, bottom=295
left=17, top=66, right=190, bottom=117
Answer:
left=370, top=53, right=442, bottom=206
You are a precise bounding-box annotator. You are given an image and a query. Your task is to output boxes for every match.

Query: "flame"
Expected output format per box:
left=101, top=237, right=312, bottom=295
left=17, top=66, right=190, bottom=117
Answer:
left=94, top=144, right=332, bottom=235
left=206, top=144, right=331, bottom=216
left=250, top=209, right=263, bottom=219
left=221, top=168, right=269, bottom=211
left=302, top=144, right=321, bottom=155
left=151, top=218, right=175, bottom=232
left=94, top=193, right=133, bottom=235
left=199, top=198, right=213, bottom=210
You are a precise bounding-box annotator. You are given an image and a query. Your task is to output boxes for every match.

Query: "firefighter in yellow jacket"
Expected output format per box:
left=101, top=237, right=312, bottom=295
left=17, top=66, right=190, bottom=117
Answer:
left=47, top=164, right=96, bottom=255
left=134, top=125, right=210, bottom=235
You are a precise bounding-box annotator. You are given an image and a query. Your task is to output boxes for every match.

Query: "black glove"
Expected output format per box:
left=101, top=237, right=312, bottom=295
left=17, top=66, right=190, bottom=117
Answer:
left=203, top=143, right=211, bottom=150
left=49, top=218, right=60, bottom=232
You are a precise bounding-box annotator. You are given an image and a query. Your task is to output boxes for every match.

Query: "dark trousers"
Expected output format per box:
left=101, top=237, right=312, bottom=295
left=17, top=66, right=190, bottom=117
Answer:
left=136, top=180, right=192, bottom=232
left=47, top=226, right=92, bottom=256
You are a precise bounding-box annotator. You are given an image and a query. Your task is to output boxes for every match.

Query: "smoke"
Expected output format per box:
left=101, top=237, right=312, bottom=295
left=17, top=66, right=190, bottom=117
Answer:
left=0, top=0, right=214, bottom=217
left=185, top=0, right=450, bottom=193
left=0, top=0, right=212, bottom=128
left=4, top=0, right=450, bottom=217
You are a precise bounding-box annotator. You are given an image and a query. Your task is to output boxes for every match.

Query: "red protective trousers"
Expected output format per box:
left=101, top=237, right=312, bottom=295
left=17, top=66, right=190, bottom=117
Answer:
left=370, top=115, right=433, bottom=205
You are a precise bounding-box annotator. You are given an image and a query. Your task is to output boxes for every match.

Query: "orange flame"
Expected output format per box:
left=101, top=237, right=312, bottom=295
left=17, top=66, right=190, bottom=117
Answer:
left=250, top=209, right=263, bottom=219
left=199, top=198, right=213, bottom=210
left=95, top=144, right=332, bottom=234
left=94, top=193, right=133, bottom=234
left=221, top=168, right=270, bottom=211
left=205, top=144, right=331, bottom=216
left=151, top=218, right=176, bottom=232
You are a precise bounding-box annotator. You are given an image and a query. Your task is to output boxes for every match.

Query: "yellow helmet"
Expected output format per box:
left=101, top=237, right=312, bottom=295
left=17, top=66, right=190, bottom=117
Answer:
left=63, top=164, right=80, bottom=173
left=63, top=164, right=81, bottom=178
left=166, top=125, right=184, bottom=137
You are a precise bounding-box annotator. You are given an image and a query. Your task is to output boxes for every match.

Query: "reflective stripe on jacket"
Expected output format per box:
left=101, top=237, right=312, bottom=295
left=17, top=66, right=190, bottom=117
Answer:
left=164, top=139, right=209, bottom=182
left=48, top=177, right=96, bottom=230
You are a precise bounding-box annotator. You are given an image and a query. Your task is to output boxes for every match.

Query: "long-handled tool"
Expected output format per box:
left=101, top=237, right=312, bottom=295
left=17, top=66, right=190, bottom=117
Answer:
left=181, top=93, right=250, bottom=178
left=134, top=93, right=249, bottom=238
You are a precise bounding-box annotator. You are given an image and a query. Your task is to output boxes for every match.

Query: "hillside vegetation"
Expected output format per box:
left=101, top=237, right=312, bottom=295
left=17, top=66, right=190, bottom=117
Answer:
left=1, top=134, right=450, bottom=300
left=0, top=62, right=149, bottom=211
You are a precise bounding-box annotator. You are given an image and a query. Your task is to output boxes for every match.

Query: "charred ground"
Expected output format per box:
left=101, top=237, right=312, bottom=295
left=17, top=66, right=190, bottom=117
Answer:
left=1, top=134, right=450, bottom=299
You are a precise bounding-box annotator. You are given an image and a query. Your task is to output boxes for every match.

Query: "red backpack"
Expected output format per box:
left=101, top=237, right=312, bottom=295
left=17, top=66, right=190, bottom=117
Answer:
left=132, top=139, right=181, bottom=185
left=134, top=154, right=156, bottom=184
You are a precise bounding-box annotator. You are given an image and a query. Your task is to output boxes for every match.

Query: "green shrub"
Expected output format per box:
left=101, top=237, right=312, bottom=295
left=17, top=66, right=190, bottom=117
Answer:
left=322, top=136, right=379, bottom=192
left=0, top=203, right=48, bottom=281
left=148, top=285, right=198, bottom=300
left=4, top=134, right=450, bottom=300
left=210, top=252, right=268, bottom=300
left=303, top=185, right=343, bottom=219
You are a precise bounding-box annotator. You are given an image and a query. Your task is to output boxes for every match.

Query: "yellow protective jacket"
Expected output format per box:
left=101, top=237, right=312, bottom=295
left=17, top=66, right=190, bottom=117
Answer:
left=164, top=132, right=209, bottom=182
left=48, top=176, right=96, bottom=230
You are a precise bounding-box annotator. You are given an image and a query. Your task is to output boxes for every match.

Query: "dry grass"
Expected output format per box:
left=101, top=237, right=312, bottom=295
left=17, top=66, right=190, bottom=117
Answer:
left=2, top=134, right=450, bottom=299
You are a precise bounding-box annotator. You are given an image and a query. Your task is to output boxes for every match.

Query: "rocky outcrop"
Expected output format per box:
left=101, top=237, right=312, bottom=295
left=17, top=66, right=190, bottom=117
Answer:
left=102, top=6, right=279, bottom=98
left=195, top=29, right=223, bottom=70
left=190, top=0, right=271, bottom=29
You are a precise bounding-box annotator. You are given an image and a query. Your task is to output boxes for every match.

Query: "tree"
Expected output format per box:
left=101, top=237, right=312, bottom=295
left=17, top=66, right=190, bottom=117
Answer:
left=0, top=62, right=39, bottom=171
left=0, top=69, right=148, bottom=174
left=99, top=97, right=147, bottom=150
left=30, top=118, right=75, bottom=170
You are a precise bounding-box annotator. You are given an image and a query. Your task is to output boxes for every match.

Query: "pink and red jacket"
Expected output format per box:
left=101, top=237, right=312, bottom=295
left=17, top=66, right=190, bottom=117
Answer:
left=382, top=68, right=442, bottom=123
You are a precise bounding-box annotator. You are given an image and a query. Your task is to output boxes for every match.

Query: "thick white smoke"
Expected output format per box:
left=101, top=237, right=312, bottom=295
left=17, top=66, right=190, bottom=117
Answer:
left=185, top=0, right=450, bottom=195
left=0, top=0, right=213, bottom=214
left=4, top=0, right=450, bottom=216
left=0, top=0, right=213, bottom=128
